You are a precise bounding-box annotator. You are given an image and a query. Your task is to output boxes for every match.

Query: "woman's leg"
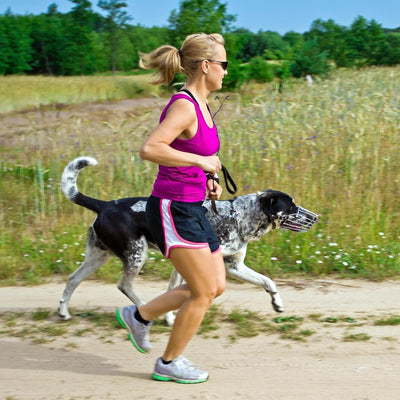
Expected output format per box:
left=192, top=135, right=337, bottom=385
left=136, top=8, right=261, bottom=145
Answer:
left=162, top=247, right=225, bottom=361
left=139, top=247, right=225, bottom=360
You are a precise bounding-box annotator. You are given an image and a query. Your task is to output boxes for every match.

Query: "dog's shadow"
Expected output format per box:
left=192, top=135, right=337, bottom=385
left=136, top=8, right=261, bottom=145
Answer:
left=0, top=340, right=149, bottom=380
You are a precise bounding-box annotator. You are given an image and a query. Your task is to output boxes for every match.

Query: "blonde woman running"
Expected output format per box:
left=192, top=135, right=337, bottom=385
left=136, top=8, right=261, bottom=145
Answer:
left=116, top=33, right=229, bottom=384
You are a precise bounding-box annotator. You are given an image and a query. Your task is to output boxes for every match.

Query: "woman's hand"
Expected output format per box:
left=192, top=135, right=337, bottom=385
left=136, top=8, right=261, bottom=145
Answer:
left=206, top=178, right=223, bottom=200
left=200, top=155, right=222, bottom=176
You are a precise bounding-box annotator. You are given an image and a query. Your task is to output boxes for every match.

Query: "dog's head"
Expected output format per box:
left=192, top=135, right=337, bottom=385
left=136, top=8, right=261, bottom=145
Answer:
left=259, top=189, right=318, bottom=232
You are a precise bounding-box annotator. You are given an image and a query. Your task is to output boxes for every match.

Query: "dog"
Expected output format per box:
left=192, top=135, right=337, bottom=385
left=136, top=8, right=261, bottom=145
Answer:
left=59, top=156, right=318, bottom=324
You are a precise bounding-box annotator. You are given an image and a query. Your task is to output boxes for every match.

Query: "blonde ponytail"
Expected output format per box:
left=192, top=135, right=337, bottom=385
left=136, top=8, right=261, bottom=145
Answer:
left=139, top=33, right=225, bottom=85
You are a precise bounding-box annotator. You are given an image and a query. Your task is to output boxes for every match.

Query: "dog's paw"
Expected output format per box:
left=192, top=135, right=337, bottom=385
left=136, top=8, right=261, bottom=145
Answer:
left=164, top=311, right=176, bottom=326
left=58, top=302, right=71, bottom=320
left=271, top=293, right=284, bottom=313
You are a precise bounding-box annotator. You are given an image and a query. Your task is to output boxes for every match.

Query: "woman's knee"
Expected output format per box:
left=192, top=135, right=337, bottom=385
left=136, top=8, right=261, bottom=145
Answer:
left=215, top=281, right=225, bottom=298
left=196, top=284, right=220, bottom=305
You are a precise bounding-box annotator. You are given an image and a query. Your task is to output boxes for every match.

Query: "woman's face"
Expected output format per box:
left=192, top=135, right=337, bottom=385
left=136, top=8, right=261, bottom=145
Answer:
left=205, top=44, right=228, bottom=91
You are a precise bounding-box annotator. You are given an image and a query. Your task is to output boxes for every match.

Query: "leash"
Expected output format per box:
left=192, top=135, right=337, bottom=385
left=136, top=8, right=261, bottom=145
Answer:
left=212, top=96, right=237, bottom=213
left=208, top=165, right=237, bottom=214
left=221, top=165, right=237, bottom=195
left=179, top=88, right=237, bottom=211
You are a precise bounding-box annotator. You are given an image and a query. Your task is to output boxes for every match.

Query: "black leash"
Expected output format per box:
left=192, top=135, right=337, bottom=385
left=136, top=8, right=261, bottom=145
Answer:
left=208, top=165, right=237, bottom=214
left=179, top=88, right=237, bottom=211
left=221, top=165, right=237, bottom=195
left=207, top=165, right=237, bottom=195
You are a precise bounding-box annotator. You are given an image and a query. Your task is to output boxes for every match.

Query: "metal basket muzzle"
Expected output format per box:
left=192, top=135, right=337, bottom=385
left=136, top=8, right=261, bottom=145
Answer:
left=280, top=206, right=318, bottom=233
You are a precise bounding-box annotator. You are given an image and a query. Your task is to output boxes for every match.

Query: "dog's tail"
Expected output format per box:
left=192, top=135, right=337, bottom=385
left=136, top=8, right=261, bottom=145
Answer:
left=61, top=156, right=107, bottom=214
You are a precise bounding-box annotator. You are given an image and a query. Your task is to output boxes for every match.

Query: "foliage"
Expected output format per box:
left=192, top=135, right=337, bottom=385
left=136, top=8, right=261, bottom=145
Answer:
left=0, top=11, right=32, bottom=74
left=97, top=0, right=132, bottom=74
left=290, top=39, right=330, bottom=77
left=247, top=56, right=274, bottom=83
left=168, top=0, right=236, bottom=44
left=346, top=16, right=389, bottom=66
left=59, top=0, right=98, bottom=75
left=385, top=33, right=400, bottom=65
left=126, top=25, right=171, bottom=68
left=306, top=19, right=351, bottom=67
left=1, top=3, right=400, bottom=78
left=233, top=30, right=289, bottom=62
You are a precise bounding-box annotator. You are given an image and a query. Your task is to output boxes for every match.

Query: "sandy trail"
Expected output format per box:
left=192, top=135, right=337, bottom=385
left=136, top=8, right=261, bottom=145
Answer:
left=0, top=277, right=399, bottom=400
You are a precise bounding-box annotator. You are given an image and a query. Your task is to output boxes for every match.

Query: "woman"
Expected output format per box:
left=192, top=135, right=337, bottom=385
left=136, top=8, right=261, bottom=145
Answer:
left=116, top=33, right=228, bottom=384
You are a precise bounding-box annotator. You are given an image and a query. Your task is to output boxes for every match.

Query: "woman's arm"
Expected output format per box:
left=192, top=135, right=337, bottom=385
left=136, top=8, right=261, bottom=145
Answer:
left=140, top=99, right=221, bottom=175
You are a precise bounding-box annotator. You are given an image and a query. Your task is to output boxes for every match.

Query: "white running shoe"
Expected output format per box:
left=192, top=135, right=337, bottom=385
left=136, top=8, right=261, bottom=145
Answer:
left=152, top=356, right=209, bottom=384
left=116, top=305, right=152, bottom=353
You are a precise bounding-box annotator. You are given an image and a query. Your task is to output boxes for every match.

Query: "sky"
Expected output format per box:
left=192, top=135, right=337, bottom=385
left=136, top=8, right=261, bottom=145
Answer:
left=2, top=0, right=400, bottom=35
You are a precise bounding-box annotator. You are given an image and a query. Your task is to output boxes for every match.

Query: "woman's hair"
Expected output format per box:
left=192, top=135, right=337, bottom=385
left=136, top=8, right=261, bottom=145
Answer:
left=139, top=33, right=225, bottom=85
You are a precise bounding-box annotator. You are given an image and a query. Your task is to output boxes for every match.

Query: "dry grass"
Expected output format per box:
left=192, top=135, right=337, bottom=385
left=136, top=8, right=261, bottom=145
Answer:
left=0, top=74, right=161, bottom=113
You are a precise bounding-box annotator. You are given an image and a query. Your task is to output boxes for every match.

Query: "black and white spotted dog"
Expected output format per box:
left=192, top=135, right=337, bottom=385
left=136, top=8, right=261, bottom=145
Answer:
left=59, top=156, right=317, bottom=324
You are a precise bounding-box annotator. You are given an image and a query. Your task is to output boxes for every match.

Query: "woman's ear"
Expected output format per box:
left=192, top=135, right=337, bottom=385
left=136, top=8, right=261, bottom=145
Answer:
left=201, top=60, right=208, bottom=74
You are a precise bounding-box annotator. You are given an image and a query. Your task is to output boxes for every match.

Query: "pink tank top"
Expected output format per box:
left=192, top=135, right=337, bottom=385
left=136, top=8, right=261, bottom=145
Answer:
left=151, top=92, right=220, bottom=202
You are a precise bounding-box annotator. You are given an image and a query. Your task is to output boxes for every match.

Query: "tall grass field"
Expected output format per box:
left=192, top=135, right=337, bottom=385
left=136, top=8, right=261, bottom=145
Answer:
left=1, top=67, right=399, bottom=285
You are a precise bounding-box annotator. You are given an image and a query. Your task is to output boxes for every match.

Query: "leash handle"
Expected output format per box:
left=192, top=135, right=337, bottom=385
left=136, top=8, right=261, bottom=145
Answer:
left=221, top=165, right=237, bottom=195
left=206, top=166, right=237, bottom=195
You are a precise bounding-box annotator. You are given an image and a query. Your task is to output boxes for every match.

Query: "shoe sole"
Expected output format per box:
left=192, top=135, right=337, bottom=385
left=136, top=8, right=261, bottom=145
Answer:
left=152, top=373, right=208, bottom=384
left=116, top=308, right=147, bottom=354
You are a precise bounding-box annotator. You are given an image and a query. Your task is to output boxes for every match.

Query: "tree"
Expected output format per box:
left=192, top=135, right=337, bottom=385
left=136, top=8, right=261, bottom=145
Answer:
left=61, top=0, right=97, bottom=74
left=385, top=33, right=400, bottom=65
left=282, top=31, right=304, bottom=47
left=290, top=39, right=330, bottom=77
left=29, top=5, right=65, bottom=75
left=225, top=28, right=252, bottom=62
left=256, top=31, right=289, bottom=59
left=346, top=16, right=388, bottom=66
left=0, top=10, right=32, bottom=74
left=0, top=13, right=12, bottom=74
left=168, top=0, right=236, bottom=45
left=365, top=19, right=390, bottom=65
left=235, top=32, right=259, bottom=62
left=248, top=56, right=273, bottom=83
left=307, top=19, right=351, bottom=67
left=126, top=25, right=170, bottom=68
left=97, top=0, right=131, bottom=74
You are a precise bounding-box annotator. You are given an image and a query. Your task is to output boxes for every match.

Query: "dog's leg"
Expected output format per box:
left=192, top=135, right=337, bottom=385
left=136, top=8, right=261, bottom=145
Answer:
left=224, top=251, right=284, bottom=313
left=163, top=269, right=185, bottom=326
left=117, top=236, right=149, bottom=307
left=58, top=227, right=111, bottom=320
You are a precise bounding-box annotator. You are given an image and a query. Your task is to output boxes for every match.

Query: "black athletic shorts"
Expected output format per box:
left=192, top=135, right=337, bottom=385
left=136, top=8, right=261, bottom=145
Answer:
left=146, top=195, right=220, bottom=258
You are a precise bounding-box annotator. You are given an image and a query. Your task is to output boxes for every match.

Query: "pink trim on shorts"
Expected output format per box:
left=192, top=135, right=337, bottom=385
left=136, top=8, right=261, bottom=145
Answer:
left=211, top=246, right=221, bottom=255
left=160, top=199, right=209, bottom=258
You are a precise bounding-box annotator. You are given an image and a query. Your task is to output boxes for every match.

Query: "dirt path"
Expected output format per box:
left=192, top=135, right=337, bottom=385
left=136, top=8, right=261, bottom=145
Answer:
left=1, top=278, right=399, bottom=400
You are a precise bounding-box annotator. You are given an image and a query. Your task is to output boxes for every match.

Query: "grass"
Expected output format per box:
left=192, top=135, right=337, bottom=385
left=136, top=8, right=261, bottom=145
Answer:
left=0, top=74, right=161, bottom=114
left=227, top=308, right=263, bottom=338
left=1, top=307, right=396, bottom=347
left=1, top=66, right=400, bottom=284
left=343, top=333, right=371, bottom=342
left=374, top=315, right=400, bottom=326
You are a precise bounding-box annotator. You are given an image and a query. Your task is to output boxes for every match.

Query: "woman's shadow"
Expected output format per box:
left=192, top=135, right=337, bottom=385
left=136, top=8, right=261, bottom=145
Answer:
left=0, top=339, right=149, bottom=380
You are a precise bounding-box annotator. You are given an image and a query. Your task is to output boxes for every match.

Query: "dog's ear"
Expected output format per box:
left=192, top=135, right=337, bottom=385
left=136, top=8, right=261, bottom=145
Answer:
left=259, top=190, right=278, bottom=218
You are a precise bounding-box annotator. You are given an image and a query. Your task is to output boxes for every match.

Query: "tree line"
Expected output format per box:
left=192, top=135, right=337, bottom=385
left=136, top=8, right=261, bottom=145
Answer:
left=1, top=0, right=400, bottom=89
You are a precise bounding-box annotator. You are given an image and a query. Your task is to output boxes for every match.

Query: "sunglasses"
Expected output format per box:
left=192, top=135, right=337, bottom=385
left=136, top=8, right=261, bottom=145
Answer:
left=207, top=59, right=229, bottom=70
left=197, top=59, right=229, bottom=70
